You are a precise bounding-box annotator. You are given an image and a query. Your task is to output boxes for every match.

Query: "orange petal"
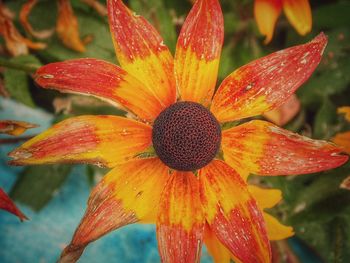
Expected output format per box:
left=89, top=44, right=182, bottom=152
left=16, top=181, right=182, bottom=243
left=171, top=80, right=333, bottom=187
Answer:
left=222, top=120, right=348, bottom=176
left=8, top=115, right=152, bottom=167
left=107, top=0, right=176, bottom=109
left=56, top=0, right=86, bottom=52
left=204, top=224, right=232, bottom=263
left=264, top=213, right=294, bottom=241
left=19, top=0, right=54, bottom=39
left=157, top=171, right=204, bottom=263
left=59, top=158, right=168, bottom=262
left=263, top=94, right=301, bottom=126
left=199, top=160, right=271, bottom=263
left=338, top=106, right=350, bottom=122
left=34, top=58, right=163, bottom=122
left=0, top=188, right=28, bottom=221
left=175, top=0, right=224, bottom=106
left=254, top=0, right=282, bottom=44
left=248, top=185, right=282, bottom=209
left=283, top=0, right=312, bottom=36
left=332, top=131, right=350, bottom=154
left=0, top=120, right=38, bottom=136
left=211, top=33, right=327, bottom=123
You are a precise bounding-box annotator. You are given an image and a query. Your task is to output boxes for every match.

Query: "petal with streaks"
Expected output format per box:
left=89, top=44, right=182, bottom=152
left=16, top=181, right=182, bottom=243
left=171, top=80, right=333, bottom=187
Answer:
left=199, top=160, right=271, bottom=263
left=175, top=0, right=224, bottom=106
left=0, top=120, right=37, bottom=136
left=283, top=0, right=312, bottom=36
left=204, top=224, right=231, bottom=263
left=0, top=188, right=28, bottom=221
left=35, top=58, right=163, bottom=122
left=254, top=0, right=282, bottom=44
left=248, top=185, right=282, bottom=209
left=157, top=171, right=204, bottom=263
left=59, top=158, right=168, bottom=262
left=222, top=120, right=349, bottom=176
left=9, top=115, right=152, bottom=167
left=107, top=0, right=176, bottom=108
left=264, top=213, right=294, bottom=241
left=211, top=33, right=327, bottom=123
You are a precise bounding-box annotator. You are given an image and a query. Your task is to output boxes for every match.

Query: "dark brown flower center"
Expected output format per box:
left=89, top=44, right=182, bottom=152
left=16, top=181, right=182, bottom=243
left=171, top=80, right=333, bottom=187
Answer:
left=152, top=101, right=221, bottom=171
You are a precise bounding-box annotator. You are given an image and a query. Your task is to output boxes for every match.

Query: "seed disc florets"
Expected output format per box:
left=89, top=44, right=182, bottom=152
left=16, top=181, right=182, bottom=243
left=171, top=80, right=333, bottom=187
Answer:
left=152, top=101, right=221, bottom=171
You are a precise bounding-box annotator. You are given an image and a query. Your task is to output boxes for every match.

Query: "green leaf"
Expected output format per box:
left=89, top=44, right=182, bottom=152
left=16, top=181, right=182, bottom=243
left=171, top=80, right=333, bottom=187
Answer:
left=313, top=98, right=337, bottom=139
left=4, top=55, right=41, bottom=107
left=10, top=165, right=72, bottom=211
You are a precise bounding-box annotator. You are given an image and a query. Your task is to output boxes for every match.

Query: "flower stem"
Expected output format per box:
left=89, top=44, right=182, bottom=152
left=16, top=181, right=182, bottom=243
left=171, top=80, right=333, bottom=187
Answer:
left=0, top=57, right=39, bottom=73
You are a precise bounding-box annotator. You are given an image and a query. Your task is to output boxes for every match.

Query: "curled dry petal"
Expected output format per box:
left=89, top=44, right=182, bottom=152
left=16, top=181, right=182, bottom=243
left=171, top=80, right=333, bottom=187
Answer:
left=0, top=188, right=28, bottom=221
left=8, top=115, right=152, bottom=167
left=222, top=120, right=349, bottom=176
left=175, top=0, right=224, bottom=106
left=81, top=0, right=107, bottom=16
left=20, top=0, right=54, bottom=39
left=0, top=120, right=38, bottom=136
left=211, top=33, right=328, bottom=123
left=157, top=171, right=204, bottom=263
left=0, top=3, right=46, bottom=56
left=59, top=158, right=168, bottom=262
left=56, top=0, right=86, bottom=52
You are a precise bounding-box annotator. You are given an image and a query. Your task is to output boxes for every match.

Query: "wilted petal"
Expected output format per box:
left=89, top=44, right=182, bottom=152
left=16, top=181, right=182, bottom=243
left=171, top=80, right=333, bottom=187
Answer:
left=264, top=213, right=294, bottom=241
left=283, top=0, right=312, bottom=36
left=263, top=94, right=301, bottom=126
left=34, top=58, right=164, bottom=122
left=199, top=160, right=271, bottom=263
left=254, top=0, right=282, bottom=44
left=81, top=0, right=107, bottom=16
left=56, top=0, right=86, bottom=52
left=9, top=115, right=152, bottom=167
left=0, top=3, right=46, bottom=56
left=19, top=0, right=54, bottom=39
left=157, top=171, right=204, bottom=263
left=175, top=0, right=224, bottom=106
left=0, top=120, right=37, bottom=136
left=59, top=158, right=168, bottom=262
left=222, top=120, right=348, bottom=176
left=211, top=33, right=327, bottom=123
left=0, top=188, right=28, bottom=221
left=107, top=0, right=176, bottom=109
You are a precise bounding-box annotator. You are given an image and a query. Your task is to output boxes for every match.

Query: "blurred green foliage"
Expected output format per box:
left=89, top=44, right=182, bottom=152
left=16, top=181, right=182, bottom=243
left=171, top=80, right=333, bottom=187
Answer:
left=0, top=0, right=349, bottom=262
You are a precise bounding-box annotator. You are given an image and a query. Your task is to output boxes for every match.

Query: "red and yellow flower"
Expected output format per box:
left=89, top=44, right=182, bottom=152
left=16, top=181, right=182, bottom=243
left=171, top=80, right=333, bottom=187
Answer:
left=8, top=0, right=348, bottom=262
left=254, top=0, right=312, bottom=43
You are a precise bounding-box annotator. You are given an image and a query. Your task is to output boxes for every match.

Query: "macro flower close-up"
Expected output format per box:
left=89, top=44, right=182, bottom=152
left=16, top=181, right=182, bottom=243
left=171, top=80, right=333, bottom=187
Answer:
left=1, top=0, right=350, bottom=262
